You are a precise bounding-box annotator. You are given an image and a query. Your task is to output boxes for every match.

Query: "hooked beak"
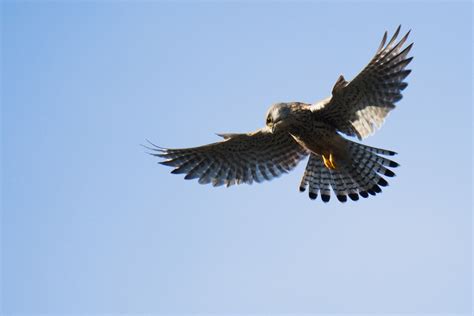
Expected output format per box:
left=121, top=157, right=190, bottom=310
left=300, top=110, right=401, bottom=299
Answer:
left=271, top=119, right=282, bottom=133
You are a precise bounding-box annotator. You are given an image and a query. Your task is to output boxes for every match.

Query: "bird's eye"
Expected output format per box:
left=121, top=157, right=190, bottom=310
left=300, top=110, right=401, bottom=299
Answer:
left=266, top=117, right=272, bottom=124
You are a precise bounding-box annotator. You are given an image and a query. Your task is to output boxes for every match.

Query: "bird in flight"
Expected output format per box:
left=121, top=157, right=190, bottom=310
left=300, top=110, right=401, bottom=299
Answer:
left=148, top=26, right=413, bottom=203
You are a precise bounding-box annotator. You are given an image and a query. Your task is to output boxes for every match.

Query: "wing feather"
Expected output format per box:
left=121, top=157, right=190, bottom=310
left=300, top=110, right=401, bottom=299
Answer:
left=148, top=129, right=308, bottom=187
left=313, top=26, right=413, bottom=139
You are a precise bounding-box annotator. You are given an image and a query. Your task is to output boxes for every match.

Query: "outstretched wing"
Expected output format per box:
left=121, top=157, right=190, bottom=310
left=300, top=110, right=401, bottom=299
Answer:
left=148, top=129, right=308, bottom=187
left=313, top=25, right=413, bottom=139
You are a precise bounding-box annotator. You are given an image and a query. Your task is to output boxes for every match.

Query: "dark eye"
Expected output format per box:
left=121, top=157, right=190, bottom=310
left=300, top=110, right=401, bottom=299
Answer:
left=266, top=116, right=272, bottom=124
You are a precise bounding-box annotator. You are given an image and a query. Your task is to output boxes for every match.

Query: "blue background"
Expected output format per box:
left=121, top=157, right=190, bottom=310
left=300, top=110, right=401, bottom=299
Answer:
left=2, top=1, right=472, bottom=314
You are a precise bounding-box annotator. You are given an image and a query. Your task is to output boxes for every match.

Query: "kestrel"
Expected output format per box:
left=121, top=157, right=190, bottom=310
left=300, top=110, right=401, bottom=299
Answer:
left=148, top=26, right=413, bottom=203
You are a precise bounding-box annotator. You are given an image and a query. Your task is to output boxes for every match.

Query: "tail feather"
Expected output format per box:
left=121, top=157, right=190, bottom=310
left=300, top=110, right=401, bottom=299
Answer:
left=351, top=162, right=383, bottom=194
left=349, top=142, right=397, bottom=156
left=330, top=167, right=361, bottom=202
left=349, top=142, right=399, bottom=167
left=307, top=166, right=319, bottom=200
left=319, top=168, right=332, bottom=202
left=340, top=166, right=360, bottom=201
left=329, top=170, right=347, bottom=202
left=299, top=141, right=398, bottom=202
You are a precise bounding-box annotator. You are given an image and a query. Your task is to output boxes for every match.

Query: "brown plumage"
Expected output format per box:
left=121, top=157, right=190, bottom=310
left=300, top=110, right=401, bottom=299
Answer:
left=148, top=26, right=412, bottom=203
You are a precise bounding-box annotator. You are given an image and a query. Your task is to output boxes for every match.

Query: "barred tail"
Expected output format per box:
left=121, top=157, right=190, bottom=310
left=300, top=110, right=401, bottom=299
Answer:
left=299, top=141, right=399, bottom=202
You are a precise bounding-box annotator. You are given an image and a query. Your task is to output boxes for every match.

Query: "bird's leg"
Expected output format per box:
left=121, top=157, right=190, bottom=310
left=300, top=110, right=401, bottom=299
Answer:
left=322, top=153, right=336, bottom=170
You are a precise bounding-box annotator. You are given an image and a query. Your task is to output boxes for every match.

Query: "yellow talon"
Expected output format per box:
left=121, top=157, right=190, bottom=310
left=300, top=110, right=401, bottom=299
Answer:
left=322, top=153, right=336, bottom=170
left=322, top=154, right=329, bottom=168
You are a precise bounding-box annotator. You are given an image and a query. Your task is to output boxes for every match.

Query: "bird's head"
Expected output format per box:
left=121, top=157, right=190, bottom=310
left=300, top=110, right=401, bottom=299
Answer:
left=265, top=102, right=293, bottom=133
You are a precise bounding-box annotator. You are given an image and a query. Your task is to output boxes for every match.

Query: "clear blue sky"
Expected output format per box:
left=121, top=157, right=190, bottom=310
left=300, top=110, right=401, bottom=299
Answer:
left=2, top=1, right=472, bottom=315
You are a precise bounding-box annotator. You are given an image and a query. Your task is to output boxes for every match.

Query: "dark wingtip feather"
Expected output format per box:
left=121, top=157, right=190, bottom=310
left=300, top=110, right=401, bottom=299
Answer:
left=399, top=82, right=408, bottom=90
left=359, top=191, right=369, bottom=198
left=184, top=173, right=200, bottom=180
left=405, top=55, right=413, bottom=65
left=386, top=25, right=402, bottom=48
left=171, top=168, right=186, bottom=175
left=141, top=143, right=156, bottom=152
left=309, top=192, right=318, bottom=200
left=142, top=139, right=169, bottom=158
left=144, top=139, right=167, bottom=150
left=400, top=69, right=412, bottom=80
left=149, top=152, right=168, bottom=158
left=299, top=186, right=306, bottom=192
left=404, top=28, right=411, bottom=39
left=159, top=160, right=177, bottom=166
left=377, top=30, right=388, bottom=52
left=392, top=95, right=403, bottom=103
left=404, top=42, right=414, bottom=54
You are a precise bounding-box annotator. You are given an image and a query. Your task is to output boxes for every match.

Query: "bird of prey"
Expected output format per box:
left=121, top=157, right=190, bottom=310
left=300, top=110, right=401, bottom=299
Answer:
left=148, top=26, right=413, bottom=203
